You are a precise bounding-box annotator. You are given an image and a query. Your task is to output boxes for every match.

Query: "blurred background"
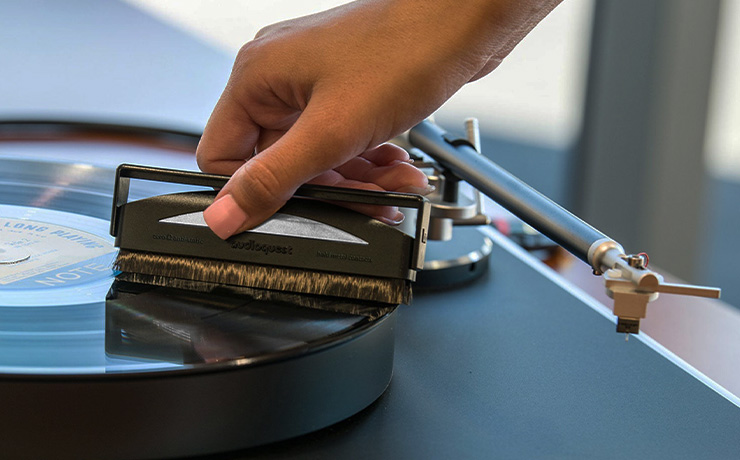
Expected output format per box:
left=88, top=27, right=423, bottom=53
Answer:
left=1, top=0, right=738, bottom=308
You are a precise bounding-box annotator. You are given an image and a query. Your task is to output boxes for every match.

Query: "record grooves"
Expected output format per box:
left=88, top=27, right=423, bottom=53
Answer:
left=0, top=154, right=396, bottom=459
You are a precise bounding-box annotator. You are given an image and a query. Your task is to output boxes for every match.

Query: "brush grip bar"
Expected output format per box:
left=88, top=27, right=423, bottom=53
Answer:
left=408, top=120, right=608, bottom=266
left=111, top=164, right=430, bottom=268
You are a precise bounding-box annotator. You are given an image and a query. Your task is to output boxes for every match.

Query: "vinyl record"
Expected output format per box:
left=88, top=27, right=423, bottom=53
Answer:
left=0, top=150, right=396, bottom=459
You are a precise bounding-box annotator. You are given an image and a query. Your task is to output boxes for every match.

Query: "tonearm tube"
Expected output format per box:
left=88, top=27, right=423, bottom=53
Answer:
left=407, top=119, right=721, bottom=336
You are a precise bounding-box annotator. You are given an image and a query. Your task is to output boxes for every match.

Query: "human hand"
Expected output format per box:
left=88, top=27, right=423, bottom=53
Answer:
left=197, top=0, right=561, bottom=239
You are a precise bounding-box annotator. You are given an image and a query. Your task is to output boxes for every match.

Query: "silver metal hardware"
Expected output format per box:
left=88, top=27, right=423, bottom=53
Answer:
left=587, top=238, right=624, bottom=275
left=400, top=119, right=491, bottom=241
left=393, top=119, right=493, bottom=288
left=623, top=253, right=648, bottom=269
left=603, top=260, right=720, bottom=334
left=0, top=245, right=31, bottom=265
left=461, top=118, right=491, bottom=227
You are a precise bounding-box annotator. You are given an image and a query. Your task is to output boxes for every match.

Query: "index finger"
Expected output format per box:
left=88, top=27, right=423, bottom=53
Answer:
left=196, top=90, right=260, bottom=176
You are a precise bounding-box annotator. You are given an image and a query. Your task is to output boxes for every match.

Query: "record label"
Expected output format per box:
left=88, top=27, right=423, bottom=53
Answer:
left=0, top=205, right=116, bottom=290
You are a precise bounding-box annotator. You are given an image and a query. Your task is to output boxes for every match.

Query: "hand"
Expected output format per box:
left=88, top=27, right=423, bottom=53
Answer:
left=197, top=0, right=561, bottom=239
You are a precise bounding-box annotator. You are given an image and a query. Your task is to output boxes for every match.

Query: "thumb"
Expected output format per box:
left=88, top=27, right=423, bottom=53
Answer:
left=203, top=103, right=363, bottom=239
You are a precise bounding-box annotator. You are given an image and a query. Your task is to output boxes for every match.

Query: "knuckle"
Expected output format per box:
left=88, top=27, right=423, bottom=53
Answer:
left=254, top=19, right=290, bottom=40
left=253, top=24, right=273, bottom=40
left=195, top=149, right=219, bottom=174
left=395, top=161, right=423, bottom=175
left=235, top=40, right=256, bottom=62
left=195, top=149, right=211, bottom=172
left=242, top=158, right=292, bottom=206
left=233, top=49, right=250, bottom=76
left=233, top=40, right=262, bottom=75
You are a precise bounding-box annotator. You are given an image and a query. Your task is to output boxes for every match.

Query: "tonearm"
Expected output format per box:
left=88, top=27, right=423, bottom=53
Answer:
left=404, top=119, right=720, bottom=336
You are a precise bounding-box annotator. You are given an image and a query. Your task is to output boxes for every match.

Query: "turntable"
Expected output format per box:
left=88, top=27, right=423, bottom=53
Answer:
left=1, top=122, right=739, bottom=460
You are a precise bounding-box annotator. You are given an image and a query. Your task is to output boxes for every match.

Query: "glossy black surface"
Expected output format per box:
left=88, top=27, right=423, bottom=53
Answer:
left=0, top=157, right=386, bottom=375
left=106, top=280, right=367, bottom=369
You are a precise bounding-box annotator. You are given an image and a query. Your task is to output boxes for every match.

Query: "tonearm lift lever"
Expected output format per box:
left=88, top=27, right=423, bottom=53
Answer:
left=406, top=119, right=721, bottom=337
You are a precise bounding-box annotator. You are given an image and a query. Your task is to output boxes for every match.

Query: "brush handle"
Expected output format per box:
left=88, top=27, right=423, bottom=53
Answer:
left=111, top=164, right=431, bottom=268
left=408, top=120, right=609, bottom=267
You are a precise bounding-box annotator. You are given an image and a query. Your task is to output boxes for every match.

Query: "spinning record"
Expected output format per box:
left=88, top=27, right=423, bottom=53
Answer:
left=0, top=149, right=396, bottom=459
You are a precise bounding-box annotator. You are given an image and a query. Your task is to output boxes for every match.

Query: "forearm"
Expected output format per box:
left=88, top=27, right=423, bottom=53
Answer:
left=297, top=0, right=563, bottom=141
left=348, top=0, right=563, bottom=83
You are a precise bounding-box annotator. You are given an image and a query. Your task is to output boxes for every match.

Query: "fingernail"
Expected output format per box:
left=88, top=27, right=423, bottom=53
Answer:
left=377, top=211, right=405, bottom=226
left=203, top=194, right=248, bottom=240
left=397, top=184, right=436, bottom=195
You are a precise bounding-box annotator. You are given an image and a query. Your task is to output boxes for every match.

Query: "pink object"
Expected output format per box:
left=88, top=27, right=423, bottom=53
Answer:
left=203, top=194, right=248, bottom=240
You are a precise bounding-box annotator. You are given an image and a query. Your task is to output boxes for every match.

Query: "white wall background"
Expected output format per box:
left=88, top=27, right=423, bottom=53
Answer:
left=124, top=0, right=593, bottom=150
left=125, top=0, right=740, bottom=180
left=705, top=0, right=740, bottom=180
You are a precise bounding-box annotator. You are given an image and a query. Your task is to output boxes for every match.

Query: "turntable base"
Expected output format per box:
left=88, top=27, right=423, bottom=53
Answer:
left=2, top=309, right=395, bottom=459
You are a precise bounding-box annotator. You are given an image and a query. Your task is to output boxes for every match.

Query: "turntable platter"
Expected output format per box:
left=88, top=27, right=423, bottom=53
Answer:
left=0, top=147, right=395, bottom=459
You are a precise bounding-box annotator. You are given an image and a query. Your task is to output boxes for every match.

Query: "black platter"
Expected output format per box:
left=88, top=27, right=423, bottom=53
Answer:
left=0, top=155, right=396, bottom=459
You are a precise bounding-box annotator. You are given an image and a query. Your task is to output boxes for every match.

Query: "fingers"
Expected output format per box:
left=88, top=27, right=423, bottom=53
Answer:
left=255, top=128, right=287, bottom=154
left=334, top=155, right=431, bottom=194
left=199, top=94, right=429, bottom=238
left=308, top=171, right=404, bottom=224
left=359, top=143, right=411, bottom=165
left=469, top=55, right=503, bottom=83
left=203, top=102, right=363, bottom=239
left=307, top=148, right=434, bottom=224
left=196, top=90, right=260, bottom=176
left=203, top=137, right=432, bottom=238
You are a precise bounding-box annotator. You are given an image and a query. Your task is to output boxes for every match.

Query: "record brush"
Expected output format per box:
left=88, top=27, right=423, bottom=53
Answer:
left=110, top=164, right=431, bottom=317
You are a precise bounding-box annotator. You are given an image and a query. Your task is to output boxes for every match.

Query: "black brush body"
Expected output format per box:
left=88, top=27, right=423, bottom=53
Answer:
left=111, top=165, right=430, bottom=308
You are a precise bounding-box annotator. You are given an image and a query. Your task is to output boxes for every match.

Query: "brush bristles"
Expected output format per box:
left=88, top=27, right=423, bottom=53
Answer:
left=114, top=250, right=411, bottom=305
left=114, top=272, right=396, bottom=320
